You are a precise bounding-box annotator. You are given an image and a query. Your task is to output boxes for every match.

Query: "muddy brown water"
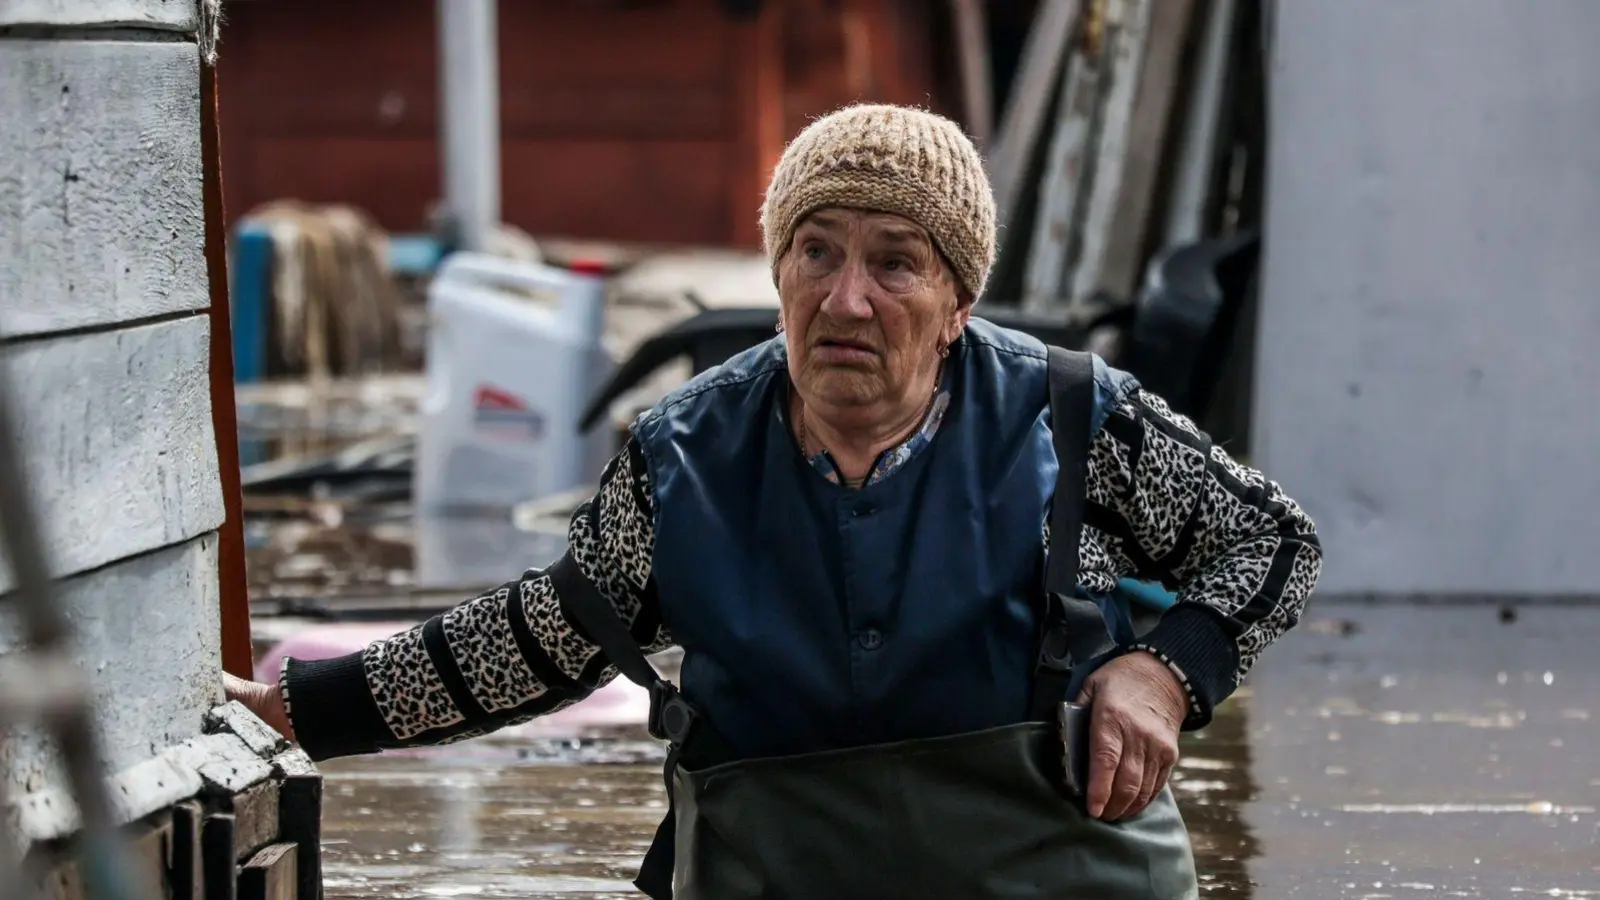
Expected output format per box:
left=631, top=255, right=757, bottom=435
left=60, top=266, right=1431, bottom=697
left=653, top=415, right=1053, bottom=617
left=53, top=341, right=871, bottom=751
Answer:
left=306, top=603, right=1597, bottom=899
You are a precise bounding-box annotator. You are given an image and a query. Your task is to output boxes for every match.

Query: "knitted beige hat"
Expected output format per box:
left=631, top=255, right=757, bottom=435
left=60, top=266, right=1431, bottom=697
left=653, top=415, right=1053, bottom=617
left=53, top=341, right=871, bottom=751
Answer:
left=759, top=103, right=996, bottom=300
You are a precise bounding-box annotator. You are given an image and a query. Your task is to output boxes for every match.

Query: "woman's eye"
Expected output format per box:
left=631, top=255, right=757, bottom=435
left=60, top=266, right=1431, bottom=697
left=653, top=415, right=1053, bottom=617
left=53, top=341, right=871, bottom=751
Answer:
left=804, top=244, right=825, bottom=260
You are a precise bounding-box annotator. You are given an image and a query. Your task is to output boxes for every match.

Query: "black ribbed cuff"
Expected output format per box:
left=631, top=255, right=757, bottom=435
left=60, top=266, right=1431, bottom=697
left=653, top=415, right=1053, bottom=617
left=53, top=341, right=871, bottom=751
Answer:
left=282, top=652, right=392, bottom=762
left=1135, top=603, right=1242, bottom=731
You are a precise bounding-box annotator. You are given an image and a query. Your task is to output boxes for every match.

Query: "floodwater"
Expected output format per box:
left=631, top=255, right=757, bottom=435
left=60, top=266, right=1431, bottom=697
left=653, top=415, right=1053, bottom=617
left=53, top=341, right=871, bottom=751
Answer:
left=305, top=602, right=1600, bottom=899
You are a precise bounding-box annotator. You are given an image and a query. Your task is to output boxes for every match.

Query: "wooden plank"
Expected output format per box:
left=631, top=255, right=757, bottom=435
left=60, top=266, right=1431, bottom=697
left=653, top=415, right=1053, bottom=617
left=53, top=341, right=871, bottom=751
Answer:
left=0, top=40, right=207, bottom=340
left=0, top=0, right=197, bottom=28
left=273, top=753, right=322, bottom=900
left=0, top=318, right=223, bottom=591
left=1, top=538, right=220, bottom=818
left=36, top=814, right=178, bottom=900
left=229, top=780, right=279, bottom=864
left=36, top=855, right=84, bottom=900
left=238, top=843, right=298, bottom=900
left=1068, top=0, right=1153, bottom=305
left=1090, top=0, right=1198, bottom=301
left=126, top=814, right=177, bottom=899
left=1021, top=49, right=1101, bottom=313
left=988, top=0, right=1083, bottom=228
left=201, top=813, right=237, bottom=900
left=172, top=800, right=206, bottom=900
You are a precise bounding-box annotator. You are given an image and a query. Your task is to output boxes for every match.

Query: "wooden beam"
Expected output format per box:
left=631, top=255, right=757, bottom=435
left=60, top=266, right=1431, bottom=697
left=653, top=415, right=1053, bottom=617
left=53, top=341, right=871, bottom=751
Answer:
left=171, top=801, right=206, bottom=900
left=272, top=750, right=323, bottom=900
left=201, top=54, right=255, bottom=679
left=230, top=781, right=280, bottom=864
left=1022, top=50, right=1100, bottom=313
left=201, top=813, right=237, bottom=900
left=238, top=843, right=298, bottom=900
left=988, top=0, right=1083, bottom=228
left=1067, top=0, right=1152, bottom=305
left=32, top=817, right=172, bottom=900
left=1091, top=0, right=1197, bottom=301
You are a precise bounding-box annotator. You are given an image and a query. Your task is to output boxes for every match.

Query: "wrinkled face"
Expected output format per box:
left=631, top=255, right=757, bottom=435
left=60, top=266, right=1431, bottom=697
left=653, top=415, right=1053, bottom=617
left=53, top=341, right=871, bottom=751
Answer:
left=778, top=208, right=971, bottom=412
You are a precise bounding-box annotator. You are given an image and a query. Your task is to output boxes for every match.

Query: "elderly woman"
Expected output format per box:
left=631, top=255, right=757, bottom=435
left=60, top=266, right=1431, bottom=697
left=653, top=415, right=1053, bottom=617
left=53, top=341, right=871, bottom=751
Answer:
left=229, top=104, right=1320, bottom=899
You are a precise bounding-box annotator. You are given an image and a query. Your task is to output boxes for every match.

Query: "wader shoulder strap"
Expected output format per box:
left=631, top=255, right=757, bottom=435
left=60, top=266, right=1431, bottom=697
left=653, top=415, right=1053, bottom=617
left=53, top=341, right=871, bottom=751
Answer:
left=546, top=553, right=711, bottom=900
left=548, top=554, right=710, bottom=750
left=1032, top=347, right=1119, bottom=719
left=548, top=554, right=658, bottom=690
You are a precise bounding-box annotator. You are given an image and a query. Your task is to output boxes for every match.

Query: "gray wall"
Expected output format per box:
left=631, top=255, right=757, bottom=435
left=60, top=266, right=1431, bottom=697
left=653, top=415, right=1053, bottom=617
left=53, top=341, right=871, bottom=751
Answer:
left=1254, top=0, right=1600, bottom=597
left=0, top=0, right=226, bottom=810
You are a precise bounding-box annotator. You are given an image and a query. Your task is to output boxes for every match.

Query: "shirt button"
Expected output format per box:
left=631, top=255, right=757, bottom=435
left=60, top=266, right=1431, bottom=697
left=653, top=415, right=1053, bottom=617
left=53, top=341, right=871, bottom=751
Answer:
left=857, top=628, right=884, bottom=651
left=853, top=504, right=876, bottom=517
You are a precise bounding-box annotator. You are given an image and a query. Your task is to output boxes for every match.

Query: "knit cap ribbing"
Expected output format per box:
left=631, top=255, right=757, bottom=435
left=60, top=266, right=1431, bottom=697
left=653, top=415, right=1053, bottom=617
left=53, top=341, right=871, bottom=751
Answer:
left=759, top=104, right=996, bottom=300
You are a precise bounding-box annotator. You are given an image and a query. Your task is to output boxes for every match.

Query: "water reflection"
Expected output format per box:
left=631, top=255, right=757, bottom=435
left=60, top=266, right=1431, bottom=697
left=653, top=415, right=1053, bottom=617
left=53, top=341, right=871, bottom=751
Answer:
left=1173, top=689, right=1259, bottom=898
left=306, top=602, right=1600, bottom=898
left=318, top=709, right=1264, bottom=899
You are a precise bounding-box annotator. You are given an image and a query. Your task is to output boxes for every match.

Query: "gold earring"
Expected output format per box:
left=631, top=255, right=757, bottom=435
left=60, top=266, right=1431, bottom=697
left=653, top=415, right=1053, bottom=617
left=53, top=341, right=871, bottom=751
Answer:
left=939, top=343, right=951, bottom=359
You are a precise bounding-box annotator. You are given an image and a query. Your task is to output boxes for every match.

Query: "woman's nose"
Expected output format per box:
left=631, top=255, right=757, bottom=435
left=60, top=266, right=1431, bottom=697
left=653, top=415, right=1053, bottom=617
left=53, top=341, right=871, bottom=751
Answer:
left=820, top=262, right=874, bottom=320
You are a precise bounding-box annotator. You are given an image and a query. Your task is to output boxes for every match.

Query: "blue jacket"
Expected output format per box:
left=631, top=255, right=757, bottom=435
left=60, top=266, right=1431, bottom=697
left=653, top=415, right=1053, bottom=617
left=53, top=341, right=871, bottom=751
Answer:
left=632, top=318, right=1140, bottom=759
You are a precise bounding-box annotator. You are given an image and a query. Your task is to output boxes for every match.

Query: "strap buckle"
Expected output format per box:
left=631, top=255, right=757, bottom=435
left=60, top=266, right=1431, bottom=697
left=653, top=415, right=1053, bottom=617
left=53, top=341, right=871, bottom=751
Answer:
left=1036, top=622, right=1075, bottom=674
left=1036, top=590, right=1076, bottom=675
left=647, top=680, right=698, bottom=745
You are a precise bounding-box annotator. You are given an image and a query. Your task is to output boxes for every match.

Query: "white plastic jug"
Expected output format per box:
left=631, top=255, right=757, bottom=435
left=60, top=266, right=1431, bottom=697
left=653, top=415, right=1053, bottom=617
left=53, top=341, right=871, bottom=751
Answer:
left=414, top=253, right=615, bottom=512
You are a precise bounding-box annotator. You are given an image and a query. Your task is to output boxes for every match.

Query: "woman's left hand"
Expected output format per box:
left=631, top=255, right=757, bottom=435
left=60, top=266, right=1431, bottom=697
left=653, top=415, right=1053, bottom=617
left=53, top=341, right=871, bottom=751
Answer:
left=1073, top=652, right=1188, bottom=821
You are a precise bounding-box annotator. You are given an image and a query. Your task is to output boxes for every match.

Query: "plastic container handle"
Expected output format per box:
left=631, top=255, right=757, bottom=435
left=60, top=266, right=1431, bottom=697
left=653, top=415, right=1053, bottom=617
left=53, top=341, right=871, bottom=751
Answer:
left=435, top=252, right=603, bottom=339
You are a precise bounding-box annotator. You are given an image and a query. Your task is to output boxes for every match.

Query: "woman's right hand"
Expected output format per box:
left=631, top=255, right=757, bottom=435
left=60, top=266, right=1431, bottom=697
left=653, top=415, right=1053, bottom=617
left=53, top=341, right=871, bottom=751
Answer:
left=223, top=670, right=297, bottom=743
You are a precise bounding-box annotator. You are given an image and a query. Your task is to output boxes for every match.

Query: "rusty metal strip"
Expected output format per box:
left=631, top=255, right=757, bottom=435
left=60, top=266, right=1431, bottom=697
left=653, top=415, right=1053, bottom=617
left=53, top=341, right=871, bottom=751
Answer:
left=200, top=57, right=256, bottom=678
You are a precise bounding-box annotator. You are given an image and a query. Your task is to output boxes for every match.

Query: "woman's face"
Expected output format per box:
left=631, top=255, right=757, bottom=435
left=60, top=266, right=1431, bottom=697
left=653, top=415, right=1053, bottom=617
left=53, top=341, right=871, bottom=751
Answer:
left=778, top=208, right=970, bottom=413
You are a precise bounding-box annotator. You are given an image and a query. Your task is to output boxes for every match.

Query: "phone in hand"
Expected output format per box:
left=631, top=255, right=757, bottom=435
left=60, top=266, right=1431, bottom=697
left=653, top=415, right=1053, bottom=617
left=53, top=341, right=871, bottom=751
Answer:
left=1058, top=701, right=1092, bottom=797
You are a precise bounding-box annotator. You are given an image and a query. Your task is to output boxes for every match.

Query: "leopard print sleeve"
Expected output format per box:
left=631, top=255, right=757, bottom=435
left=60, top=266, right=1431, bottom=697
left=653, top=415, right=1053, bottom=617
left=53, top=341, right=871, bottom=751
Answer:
left=1083, top=389, right=1322, bottom=730
left=282, top=437, right=671, bottom=760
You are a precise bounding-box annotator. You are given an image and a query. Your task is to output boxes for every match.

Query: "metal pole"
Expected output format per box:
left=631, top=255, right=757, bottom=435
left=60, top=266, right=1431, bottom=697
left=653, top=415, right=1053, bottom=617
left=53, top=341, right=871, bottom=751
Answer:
left=437, top=0, right=501, bottom=254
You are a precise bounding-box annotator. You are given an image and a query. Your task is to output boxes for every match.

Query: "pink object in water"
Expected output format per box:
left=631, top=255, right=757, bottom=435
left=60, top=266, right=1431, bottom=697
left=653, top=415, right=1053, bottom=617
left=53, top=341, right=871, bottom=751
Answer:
left=255, top=621, right=652, bottom=737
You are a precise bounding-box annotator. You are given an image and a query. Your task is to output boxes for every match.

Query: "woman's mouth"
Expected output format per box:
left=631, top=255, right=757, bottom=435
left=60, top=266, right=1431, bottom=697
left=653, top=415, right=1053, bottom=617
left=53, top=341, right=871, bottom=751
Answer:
left=814, top=338, right=878, bottom=364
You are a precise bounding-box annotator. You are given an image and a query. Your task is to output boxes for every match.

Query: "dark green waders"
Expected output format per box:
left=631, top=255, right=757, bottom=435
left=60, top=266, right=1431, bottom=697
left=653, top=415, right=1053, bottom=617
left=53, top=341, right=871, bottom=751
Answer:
left=554, top=347, right=1201, bottom=899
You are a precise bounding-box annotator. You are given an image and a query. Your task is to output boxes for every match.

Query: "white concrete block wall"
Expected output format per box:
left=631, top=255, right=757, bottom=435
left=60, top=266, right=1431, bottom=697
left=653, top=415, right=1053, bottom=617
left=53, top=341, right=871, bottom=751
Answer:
left=0, top=0, right=224, bottom=820
left=0, top=319, right=223, bottom=591
left=0, top=1, right=197, bottom=29
left=0, top=40, right=207, bottom=339
left=1255, top=0, right=1600, bottom=596
left=0, top=537, right=221, bottom=800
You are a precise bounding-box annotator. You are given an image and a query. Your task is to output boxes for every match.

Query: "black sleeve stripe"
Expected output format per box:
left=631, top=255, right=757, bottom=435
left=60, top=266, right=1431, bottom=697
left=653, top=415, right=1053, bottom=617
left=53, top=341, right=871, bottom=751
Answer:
left=421, top=617, right=492, bottom=728
left=503, top=576, right=586, bottom=699
left=1206, top=448, right=1304, bottom=531
left=1084, top=500, right=1165, bottom=582
left=1232, top=537, right=1306, bottom=628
